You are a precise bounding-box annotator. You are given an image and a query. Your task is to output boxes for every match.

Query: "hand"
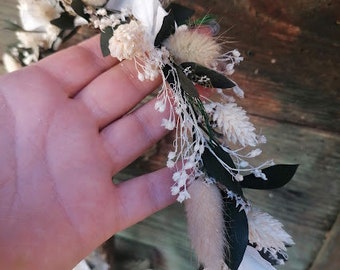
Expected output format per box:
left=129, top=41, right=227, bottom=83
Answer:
left=0, top=35, right=175, bottom=269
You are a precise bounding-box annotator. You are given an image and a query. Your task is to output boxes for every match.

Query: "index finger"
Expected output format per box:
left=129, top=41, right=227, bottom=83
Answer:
left=37, top=35, right=118, bottom=97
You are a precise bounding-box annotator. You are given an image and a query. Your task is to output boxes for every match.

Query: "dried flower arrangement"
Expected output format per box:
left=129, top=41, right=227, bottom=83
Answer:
left=3, top=0, right=298, bottom=269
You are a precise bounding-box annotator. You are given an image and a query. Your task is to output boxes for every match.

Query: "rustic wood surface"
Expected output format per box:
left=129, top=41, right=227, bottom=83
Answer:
left=0, top=0, right=339, bottom=270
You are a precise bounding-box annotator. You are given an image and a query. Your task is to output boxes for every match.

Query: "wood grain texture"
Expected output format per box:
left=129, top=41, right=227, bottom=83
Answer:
left=0, top=0, right=339, bottom=270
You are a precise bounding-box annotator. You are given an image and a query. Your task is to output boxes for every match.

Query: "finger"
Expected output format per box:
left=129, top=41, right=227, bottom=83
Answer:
left=101, top=97, right=170, bottom=174
left=74, top=59, right=162, bottom=129
left=110, top=167, right=176, bottom=233
left=36, top=35, right=118, bottom=97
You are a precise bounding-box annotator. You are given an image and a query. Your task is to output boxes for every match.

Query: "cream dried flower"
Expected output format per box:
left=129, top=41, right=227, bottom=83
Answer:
left=164, top=28, right=221, bottom=67
left=108, top=20, right=151, bottom=61
left=247, top=207, right=294, bottom=252
left=18, top=0, right=62, bottom=32
left=205, top=102, right=258, bottom=147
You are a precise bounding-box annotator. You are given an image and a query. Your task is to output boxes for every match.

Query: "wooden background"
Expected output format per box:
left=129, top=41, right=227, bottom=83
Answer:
left=0, top=0, right=339, bottom=269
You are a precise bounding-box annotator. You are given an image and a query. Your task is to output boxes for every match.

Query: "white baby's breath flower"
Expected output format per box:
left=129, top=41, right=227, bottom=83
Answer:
left=171, top=185, right=180, bottom=196
left=177, top=189, right=191, bottom=203
left=154, top=99, right=166, bottom=112
left=218, top=49, right=244, bottom=75
left=161, top=118, right=175, bottom=130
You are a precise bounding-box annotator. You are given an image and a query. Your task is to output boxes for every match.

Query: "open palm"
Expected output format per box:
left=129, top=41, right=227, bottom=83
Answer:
left=0, top=36, right=175, bottom=269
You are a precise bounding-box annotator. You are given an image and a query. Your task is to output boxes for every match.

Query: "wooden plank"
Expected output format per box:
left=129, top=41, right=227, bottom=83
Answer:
left=310, top=213, right=340, bottom=270
left=190, top=0, right=340, bottom=132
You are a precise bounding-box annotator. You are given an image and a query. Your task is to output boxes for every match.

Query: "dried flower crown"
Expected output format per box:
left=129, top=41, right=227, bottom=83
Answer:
left=3, top=1, right=298, bottom=269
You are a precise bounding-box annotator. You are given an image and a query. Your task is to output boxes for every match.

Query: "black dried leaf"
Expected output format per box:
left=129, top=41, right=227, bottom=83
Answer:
left=163, top=64, right=199, bottom=97
left=71, top=0, right=90, bottom=21
left=202, top=146, right=244, bottom=198
left=180, top=62, right=236, bottom=89
left=162, top=64, right=175, bottom=85
left=166, top=3, right=195, bottom=26
left=222, top=193, right=249, bottom=270
left=175, top=65, right=200, bottom=98
left=154, top=11, right=176, bottom=47
left=259, top=247, right=289, bottom=266
left=100, top=27, right=113, bottom=57
left=50, top=12, right=76, bottom=29
left=241, top=164, right=298, bottom=189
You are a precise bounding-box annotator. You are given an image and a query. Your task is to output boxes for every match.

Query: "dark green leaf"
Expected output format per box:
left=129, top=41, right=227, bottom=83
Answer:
left=201, top=146, right=244, bottom=198
left=222, top=193, right=249, bottom=270
left=71, top=0, right=90, bottom=20
left=154, top=11, right=176, bottom=47
left=100, top=27, right=113, bottom=57
left=166, top=3, right=195, bottom=26
left=163, top=64, right=200, bottom=104
left=241, top=164, right=298, bottom=189
left=50, top=12, right=76, bottom=29
left=180, top=62, right=236, bottom=88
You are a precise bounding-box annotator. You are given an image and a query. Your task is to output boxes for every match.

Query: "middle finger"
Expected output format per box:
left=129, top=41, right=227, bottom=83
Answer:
left=74, top=59, right=162, bottom=129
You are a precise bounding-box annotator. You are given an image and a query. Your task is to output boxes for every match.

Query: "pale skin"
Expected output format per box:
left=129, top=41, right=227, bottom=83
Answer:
left=0, top=35, right=177, bottom=269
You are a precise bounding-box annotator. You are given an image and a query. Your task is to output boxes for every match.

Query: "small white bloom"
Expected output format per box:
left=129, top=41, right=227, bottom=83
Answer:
left=232, top=49, right=241, bottom=58
left=171, top=185, right=180, bottom=195
left=168, top=151, right=176, bottom=160
left=95, top=8, right=107, bottom=16
left=258, top=135, right=267, bottom=144
left=161, top=118, right=175, bottom=130
left=154, top=100, right=166, bottom=112
left=137, top=72, right=145, bottom=81
left=252, top=169, right=267, bottom=180
left=166, top=159, right=175, bottom=168
left=235, top=173, right=244, bottom=182
left=239, top=160, right=249, bottom=168
left=172, top=171, right=182, bottom=182
left=177, top=189, right=191, bottom=203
